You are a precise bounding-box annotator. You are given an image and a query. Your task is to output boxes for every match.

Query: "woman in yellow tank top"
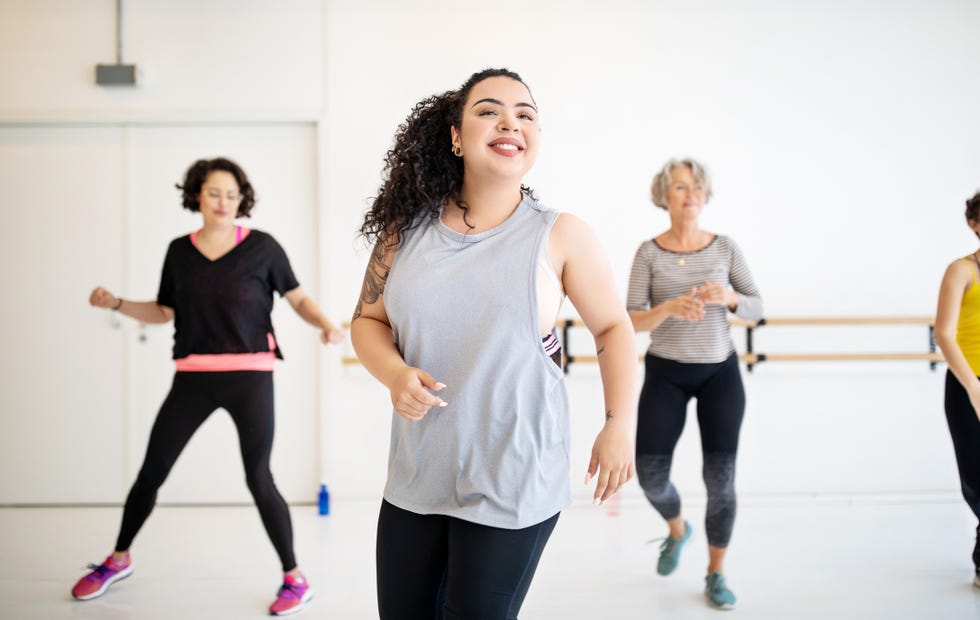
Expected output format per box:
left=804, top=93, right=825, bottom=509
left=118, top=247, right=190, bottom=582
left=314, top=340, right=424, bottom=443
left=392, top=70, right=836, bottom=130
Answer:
left=935, top=190, right=980, bottom=589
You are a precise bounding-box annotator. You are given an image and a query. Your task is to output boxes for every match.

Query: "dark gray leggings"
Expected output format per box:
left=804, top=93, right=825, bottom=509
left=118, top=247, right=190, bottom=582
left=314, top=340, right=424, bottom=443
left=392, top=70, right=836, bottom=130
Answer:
left=376, top=500, right=558, bottom=619
left=635, top=353, right=745, bottom=548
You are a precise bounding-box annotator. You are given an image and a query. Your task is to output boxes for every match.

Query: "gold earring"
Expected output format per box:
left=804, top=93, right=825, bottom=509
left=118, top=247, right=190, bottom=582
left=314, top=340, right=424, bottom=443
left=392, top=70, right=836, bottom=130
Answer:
left=452, top=145, right=462, bottom=157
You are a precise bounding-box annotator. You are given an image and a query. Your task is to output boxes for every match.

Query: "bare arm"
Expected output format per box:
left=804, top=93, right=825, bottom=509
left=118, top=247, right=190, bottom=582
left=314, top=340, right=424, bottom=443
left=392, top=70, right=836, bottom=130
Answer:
left=283, top=286, right=344, bottom=345
left=552, top=214, right=635, bottom=503
left=89, top=286, right=173, bottom=324
left=350, top=240, right=446, bottom=421
left=935, top=259, right=980, bottom=419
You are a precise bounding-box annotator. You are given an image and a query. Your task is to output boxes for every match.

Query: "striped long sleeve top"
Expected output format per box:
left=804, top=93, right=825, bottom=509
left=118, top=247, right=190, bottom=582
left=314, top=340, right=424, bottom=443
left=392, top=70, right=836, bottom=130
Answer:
left=626, top=235, right=763, bottom=363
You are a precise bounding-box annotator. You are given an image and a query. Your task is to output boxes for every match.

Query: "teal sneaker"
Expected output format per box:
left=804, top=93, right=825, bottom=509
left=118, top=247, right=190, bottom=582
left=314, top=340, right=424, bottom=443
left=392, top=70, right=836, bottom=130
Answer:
left=705, top=572, right=736, bottom=609
left=656, top=521, right=692, bottom=576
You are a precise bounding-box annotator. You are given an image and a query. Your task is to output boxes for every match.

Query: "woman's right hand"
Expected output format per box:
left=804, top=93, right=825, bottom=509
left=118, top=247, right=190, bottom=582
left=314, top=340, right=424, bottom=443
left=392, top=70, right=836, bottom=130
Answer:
left=669, top=287, right=705, bottom=321
left=89, top=286, right=117, bottom=309
left=387, top=367, right=448, bottom=422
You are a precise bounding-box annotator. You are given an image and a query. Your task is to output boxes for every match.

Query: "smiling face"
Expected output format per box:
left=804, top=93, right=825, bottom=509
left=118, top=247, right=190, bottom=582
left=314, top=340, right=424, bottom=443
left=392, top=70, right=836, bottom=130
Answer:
left=450, top=75, right=540, bottom=184
left=197, top=170, right=243, bottom=228
left=663, top=164, right=707, bottom=220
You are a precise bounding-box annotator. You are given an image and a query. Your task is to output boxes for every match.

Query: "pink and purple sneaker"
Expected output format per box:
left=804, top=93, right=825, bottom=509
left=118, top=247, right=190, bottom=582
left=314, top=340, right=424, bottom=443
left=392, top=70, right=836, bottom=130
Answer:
left=71, top=554, right=133, bottom=600
left=269, top=573, right=313, bottom=616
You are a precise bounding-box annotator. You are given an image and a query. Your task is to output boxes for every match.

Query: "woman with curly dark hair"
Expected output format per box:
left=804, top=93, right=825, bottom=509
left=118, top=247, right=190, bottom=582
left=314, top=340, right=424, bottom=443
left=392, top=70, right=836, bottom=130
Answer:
left=935, top=189, right=980, bottom=590
left=351, top=68, right=637, bottom=618
left=71, top=157, right=344, bottom=616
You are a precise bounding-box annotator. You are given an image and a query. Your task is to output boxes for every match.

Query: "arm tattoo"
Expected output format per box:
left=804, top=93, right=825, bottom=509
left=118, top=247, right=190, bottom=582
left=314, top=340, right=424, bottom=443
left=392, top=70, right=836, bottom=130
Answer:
left=605, top=410, right=613, bottom=421
left=596, top=346, right=606, bottom=356
left=352, top=241, right=391, bottom=321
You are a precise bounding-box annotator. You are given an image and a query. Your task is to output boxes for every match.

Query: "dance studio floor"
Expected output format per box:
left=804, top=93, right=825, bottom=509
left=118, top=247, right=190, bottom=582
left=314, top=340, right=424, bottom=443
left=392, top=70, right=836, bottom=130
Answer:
left=1, top=495, right=977, bottom=619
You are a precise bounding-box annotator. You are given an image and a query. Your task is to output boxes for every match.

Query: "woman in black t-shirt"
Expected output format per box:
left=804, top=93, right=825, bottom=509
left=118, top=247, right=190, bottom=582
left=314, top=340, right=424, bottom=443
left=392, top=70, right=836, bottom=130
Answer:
left=71, top=157, right=343, bottom=617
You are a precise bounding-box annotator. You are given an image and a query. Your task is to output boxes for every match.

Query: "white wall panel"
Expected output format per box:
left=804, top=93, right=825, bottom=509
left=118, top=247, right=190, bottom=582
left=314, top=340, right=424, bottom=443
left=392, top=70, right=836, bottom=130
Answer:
left=0, top=126, right=126, bottom=503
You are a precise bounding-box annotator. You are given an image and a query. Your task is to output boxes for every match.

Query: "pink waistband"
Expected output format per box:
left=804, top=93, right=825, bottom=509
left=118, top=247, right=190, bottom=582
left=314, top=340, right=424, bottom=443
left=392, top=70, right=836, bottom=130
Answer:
left=175, top=352, right=276, bottom=372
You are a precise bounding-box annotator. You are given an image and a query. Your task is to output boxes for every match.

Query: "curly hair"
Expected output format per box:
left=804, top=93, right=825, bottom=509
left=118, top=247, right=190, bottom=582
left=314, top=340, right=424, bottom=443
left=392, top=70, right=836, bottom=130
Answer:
left=360, top=68, right=536, bottom=247
left=967, top=191, right=980, bottom=236
left=650, top=158, right=713, bottom=210
left=175, top=157, right=256, bottom=218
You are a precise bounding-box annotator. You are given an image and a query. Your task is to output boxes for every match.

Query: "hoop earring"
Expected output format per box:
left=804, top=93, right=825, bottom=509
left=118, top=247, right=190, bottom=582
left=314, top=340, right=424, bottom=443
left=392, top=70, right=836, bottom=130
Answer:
left=452, top=145, right=462, bottom=157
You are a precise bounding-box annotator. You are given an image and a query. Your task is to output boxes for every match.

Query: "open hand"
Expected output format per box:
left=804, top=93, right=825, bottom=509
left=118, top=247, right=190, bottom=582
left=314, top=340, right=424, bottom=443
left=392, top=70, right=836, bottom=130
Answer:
left=585, top=422, right=635, bottom=504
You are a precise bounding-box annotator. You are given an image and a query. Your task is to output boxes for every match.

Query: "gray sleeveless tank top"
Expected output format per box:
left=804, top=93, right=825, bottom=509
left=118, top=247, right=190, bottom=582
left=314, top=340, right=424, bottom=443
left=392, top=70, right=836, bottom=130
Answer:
left=383, top=194, right=571, bottom=528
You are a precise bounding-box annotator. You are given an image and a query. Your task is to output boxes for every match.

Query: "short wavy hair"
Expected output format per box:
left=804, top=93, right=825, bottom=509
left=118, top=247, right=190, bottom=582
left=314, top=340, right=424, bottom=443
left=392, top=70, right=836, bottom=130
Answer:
left=175, top=157, right=256, bottom=218
left=650, top=158, right=713, bottom=210
left=359, top=68, right=535, bottom=248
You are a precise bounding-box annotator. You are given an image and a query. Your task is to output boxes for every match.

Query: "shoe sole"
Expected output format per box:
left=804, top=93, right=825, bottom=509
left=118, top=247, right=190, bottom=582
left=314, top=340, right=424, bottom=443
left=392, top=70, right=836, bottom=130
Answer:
left=708, top=601, right=736, bottom=610
left=973, top=575, right=980, bottom=589
left=72, top=566, right=134, bottom=601
left=270, top=589, right=313, bottom=616
left=705, top=593, right=736, bottom=610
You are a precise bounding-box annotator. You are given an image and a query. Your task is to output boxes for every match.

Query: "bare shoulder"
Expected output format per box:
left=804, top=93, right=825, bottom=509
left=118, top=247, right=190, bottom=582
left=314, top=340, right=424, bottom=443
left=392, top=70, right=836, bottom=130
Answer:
left=944, top=257, right=975, bottom=282
left=551, top=212, right=596, bottom=245
left=551, top=213, right=605, bottom=268
left=938, top=258, right=978, bottom=303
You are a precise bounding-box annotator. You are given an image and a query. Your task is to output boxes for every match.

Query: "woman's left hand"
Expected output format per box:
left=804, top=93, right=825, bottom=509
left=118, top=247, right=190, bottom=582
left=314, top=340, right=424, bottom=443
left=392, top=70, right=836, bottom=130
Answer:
left=320, top=325, right=345, bottom=345
left=585, top=422, right=635, bottom=504
left=698, top=281, right=736, bottom=308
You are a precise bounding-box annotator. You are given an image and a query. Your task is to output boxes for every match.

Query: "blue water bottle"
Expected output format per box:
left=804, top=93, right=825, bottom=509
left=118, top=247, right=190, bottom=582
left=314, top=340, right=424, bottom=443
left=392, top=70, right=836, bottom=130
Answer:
left=318, top=484, right=330, bottom=516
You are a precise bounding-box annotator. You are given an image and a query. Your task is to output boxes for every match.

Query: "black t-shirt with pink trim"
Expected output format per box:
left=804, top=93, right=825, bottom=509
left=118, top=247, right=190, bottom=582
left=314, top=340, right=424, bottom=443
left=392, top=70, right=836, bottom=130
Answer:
left=156, top=229, right=299, bottom=361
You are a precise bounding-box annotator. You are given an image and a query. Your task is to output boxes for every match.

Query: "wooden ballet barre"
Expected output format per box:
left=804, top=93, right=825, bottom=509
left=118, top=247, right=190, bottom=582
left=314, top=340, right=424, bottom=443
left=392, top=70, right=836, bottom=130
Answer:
left=730, top=316, right=935, bottom=328
left=729, top=315, right=940, bottom=371
left=559, top=316, right=943, bottom=373
left=740, top=352, right=945, bottom=364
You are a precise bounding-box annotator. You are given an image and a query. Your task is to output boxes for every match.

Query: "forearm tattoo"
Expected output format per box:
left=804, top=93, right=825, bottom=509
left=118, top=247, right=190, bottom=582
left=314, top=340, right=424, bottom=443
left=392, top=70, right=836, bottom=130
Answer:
left=352, top=241, right=390, bottom=321
left=597, top=346, right=606, bottom=356
left=605, top=410, right=613, bottom=421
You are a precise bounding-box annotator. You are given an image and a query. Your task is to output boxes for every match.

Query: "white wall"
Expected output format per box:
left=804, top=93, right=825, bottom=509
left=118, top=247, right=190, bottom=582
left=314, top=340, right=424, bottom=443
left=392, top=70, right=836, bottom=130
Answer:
left=1, top=0, right=978, bottom=505
left=0, top=0, right=322, bottom=119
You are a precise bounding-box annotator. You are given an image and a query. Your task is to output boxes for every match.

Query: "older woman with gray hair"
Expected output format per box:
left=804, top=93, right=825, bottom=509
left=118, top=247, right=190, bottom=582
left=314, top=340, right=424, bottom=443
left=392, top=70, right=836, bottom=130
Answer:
left=626, top=158, right=763, bottom=610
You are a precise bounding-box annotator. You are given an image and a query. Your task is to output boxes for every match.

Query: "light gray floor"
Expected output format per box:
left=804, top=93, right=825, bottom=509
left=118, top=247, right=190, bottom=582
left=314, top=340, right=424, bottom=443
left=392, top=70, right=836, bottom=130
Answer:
left=1, top=496, right=978, bottom=620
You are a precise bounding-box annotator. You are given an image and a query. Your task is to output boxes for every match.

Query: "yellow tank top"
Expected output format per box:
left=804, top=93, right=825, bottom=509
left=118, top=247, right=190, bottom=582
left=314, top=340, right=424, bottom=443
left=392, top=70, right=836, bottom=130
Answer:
left=956, top=256, right=980, bottom=376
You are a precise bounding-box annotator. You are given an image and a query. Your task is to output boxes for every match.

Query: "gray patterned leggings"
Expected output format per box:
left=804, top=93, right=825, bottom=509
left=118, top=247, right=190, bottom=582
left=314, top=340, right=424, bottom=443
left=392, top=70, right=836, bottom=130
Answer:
left=635, top=353, right=745, bottom=547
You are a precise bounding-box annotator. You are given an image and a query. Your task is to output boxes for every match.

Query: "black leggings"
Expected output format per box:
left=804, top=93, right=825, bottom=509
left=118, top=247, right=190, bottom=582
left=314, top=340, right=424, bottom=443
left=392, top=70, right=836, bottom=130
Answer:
left=376, top=500, right=559, bottom=620
left=944, top=371, right=980, bottom=521
left=115, top=371, right=297, bottom=571
left=635, top=353, right=745, bottom=548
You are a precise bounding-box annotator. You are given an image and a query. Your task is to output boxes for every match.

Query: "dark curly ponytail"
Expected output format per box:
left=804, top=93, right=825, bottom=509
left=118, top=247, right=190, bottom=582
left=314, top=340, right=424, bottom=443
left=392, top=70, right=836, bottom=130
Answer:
left=360, top=68, right=535, bottom=247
